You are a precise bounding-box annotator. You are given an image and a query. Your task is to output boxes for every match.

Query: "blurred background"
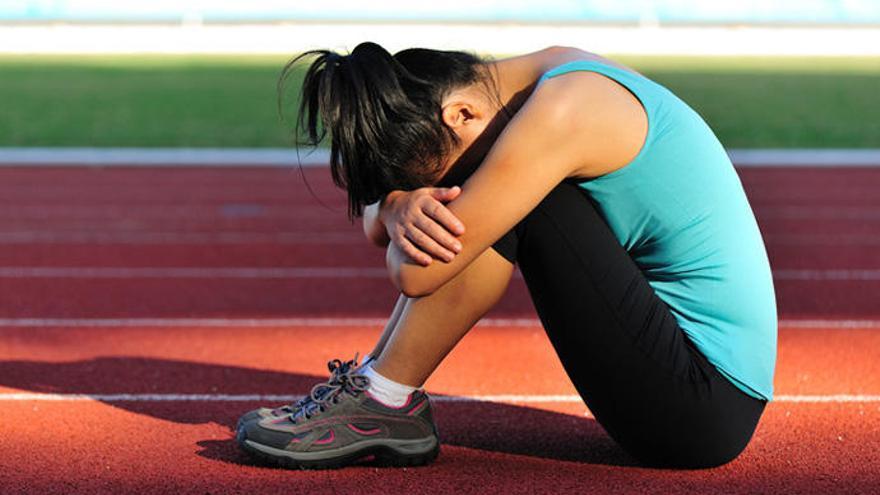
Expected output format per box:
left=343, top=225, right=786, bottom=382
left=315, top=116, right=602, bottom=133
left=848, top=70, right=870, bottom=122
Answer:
left=0, top=0, right=878, bottom=150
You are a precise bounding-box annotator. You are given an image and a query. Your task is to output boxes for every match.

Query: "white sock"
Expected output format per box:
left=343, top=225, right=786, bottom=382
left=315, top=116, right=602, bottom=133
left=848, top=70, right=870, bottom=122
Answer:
left=358, top=362, right=417, bottom=407
left=359, top=354, right=375, bottom=369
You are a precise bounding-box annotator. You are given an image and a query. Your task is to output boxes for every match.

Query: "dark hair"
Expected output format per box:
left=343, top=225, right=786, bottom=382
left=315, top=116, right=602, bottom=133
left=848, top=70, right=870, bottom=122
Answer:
left=279, top=42, right=485, bottom=218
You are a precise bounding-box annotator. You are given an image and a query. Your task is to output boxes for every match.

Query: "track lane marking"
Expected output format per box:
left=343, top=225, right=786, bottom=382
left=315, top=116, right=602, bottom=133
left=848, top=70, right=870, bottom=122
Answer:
left=5, top=232, right=880, bottom=246
left=773, top=269, right=880, bottom=280
left=0, top=317, right=537, bottom=327
left=0, top=318, right=878, bottom=329
left=0, top=393, right=876, bottom=403
left=1, top=266, right=880, bottom=281
left=0, top=267, right=388, bottom=278
left=8, top=205, right=880, bottom=222
left=0, top=232, right=365, bottom=244
left=2, top=148, right=879, bottom=167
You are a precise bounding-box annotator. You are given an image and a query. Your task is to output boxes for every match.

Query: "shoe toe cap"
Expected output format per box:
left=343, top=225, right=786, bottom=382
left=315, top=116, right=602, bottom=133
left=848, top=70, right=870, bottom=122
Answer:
left=241, top=420, right=301, bottom=450
left=236, top=406, right=291, bottom=429
left=236, top=409, right=263, bottom=428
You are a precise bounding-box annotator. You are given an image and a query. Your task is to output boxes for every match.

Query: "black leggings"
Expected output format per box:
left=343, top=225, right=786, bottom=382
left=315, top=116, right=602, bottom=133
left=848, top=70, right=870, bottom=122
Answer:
left=491, top=181, right=766, bottom=469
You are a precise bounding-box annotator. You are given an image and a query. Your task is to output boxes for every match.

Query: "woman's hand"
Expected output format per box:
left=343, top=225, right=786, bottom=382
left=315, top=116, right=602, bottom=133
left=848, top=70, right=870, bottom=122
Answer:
left=380, top=186, right=466, bottom=266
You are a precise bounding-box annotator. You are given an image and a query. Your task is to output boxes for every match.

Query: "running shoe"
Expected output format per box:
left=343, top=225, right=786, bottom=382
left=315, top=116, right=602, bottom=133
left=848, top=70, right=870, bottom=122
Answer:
left=236, top=356, right=440, bottom=469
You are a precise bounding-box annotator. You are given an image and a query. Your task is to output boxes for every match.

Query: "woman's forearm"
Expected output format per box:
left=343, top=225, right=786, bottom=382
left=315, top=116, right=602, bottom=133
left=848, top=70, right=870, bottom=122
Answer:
left=363, top=200, right=391, bottom=247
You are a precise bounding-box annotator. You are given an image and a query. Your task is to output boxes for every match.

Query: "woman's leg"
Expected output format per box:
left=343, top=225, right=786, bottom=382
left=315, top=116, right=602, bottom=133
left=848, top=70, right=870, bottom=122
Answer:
left=370, top=247, right=514, bottom=387
left=367, top=294, right=408, bottom=362
left=496, top=180, right=765, bottom=468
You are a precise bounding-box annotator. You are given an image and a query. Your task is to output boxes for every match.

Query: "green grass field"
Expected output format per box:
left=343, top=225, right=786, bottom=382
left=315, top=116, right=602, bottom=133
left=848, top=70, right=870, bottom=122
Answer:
left=1, top=54, right=878, bottom=148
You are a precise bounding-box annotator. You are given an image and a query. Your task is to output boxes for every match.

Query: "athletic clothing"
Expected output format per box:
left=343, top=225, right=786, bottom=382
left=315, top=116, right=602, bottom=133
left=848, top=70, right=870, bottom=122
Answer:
left=536, top=60, right=777, bottom=401
left=491, top=182, right=765, bottom=468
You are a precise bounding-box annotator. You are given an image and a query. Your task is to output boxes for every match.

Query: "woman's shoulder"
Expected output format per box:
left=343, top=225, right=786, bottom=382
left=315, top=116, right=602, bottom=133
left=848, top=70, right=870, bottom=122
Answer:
left=527, top=63, right=650, bottom=178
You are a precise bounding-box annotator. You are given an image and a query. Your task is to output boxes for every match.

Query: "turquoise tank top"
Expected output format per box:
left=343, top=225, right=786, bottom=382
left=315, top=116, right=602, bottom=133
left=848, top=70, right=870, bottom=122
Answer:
left=539, top=60, right=777, bottom=401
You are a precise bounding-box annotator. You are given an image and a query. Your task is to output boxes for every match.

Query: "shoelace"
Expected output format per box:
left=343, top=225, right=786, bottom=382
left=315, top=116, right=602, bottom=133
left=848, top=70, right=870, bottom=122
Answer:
left=291, top=355, right=371, bottom=422
left=272, top=358, right=353, bottom=415
left=276, top=355, right=373, bottom=416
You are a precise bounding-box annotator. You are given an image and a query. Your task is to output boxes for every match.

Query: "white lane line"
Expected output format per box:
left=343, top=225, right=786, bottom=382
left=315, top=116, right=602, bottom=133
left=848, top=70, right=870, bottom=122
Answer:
left=0, top=232, right=365, bottom=244
left=0, top=393, right=581, bottom=403
left=7, top=205, right=880, bottom=222
left=0, top=267, right=388, bottom=279
left=778, top=320, right=880, bottom=329
left=6, top=207, right=880, bottom=224
left=0, top=206, right=336, bottom=221
left=773, top=395, right=880, bottom=403
left=1, top=148, right=879, bottom=167
left=729, top=149, right=880, bottom=167
left=0, top=393, right=876, bottom=404
left=0, top=317, right=542, bottom=328
left=0, top=148, right=332, bottom=167
left=0, top=266, right=879, bottom=281
left=0, top=318, right=877, bottom=329
left=4, top=232, right=880, bottom=246
left=757, top=206, right=880, bottom=220
left=765, top=234, right=880, bottom=246
left=773, top=269, right=880, bottom=281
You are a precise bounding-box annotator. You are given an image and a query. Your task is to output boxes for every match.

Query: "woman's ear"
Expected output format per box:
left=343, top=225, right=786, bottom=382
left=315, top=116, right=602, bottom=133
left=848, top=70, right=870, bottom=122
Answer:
left=441, top=101, right=477, bottom=131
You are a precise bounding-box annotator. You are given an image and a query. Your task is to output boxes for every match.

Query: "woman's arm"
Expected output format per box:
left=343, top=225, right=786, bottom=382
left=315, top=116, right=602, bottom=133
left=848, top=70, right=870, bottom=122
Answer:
left=363, top=200, right=392, bottom=247
left=387, top=71, right=647, bottom=297
left=363, top=188, right=467, bottom=264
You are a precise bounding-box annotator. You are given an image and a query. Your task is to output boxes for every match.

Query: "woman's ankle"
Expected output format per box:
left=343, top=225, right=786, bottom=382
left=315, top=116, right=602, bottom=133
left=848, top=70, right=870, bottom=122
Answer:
left=359, top=361, right=418, bottom=407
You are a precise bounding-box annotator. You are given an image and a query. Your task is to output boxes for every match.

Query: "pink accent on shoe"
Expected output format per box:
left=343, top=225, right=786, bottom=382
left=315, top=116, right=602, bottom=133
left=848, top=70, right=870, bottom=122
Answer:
left=366, top=390, right=414, bottom=410
left=407, top=400, right=427, bottom=416
left=347, top=424, right=381, bottom=436
left=314, top=429, right=335, bottom=446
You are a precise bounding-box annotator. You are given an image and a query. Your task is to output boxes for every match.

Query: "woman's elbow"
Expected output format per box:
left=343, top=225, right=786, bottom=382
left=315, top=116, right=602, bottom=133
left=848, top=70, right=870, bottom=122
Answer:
left=387, top=248, right=438, bottom=298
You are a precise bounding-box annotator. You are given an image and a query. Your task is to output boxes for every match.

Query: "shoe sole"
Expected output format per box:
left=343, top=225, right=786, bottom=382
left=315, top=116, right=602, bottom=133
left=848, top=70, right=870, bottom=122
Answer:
left=237, top=428, right=440, bottom=470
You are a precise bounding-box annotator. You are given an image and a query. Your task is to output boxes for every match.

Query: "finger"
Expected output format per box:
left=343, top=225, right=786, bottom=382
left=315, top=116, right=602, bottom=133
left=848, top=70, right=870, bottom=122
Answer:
left=406, top=225, right=457, bottom=263
left=414, top=215, right=463, bottom=254
left=423, top=200, right=465, bottom=236
left=396, top=233, right=432, bottom=266
left=428, top=186, right=461, bottom=202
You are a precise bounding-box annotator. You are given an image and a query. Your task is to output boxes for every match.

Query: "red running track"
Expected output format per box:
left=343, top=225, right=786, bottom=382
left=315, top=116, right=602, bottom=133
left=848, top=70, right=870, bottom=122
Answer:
left=0, top=165, right=879, bottom=494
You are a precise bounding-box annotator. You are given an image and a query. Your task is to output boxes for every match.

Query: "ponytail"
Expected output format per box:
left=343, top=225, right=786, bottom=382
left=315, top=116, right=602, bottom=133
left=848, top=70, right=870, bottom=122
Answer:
left=280, top=42, right=484, bottom=218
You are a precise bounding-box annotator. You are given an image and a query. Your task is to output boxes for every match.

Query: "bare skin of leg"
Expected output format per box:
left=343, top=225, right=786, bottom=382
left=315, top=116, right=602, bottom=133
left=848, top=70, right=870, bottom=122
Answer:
left=370, top=248, right=514, bottom=387
left=366, top=294, right=407, bottom=363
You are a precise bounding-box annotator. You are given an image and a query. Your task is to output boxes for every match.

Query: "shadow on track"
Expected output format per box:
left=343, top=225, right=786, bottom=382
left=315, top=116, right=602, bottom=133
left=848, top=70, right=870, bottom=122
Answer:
left=0, top=356, right=637, bottom=467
